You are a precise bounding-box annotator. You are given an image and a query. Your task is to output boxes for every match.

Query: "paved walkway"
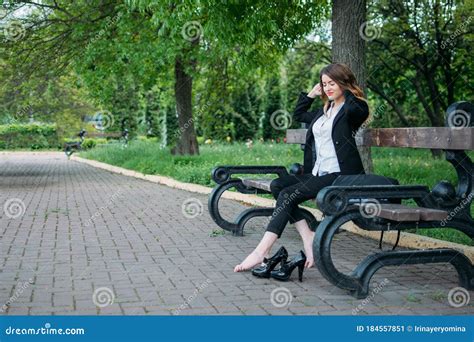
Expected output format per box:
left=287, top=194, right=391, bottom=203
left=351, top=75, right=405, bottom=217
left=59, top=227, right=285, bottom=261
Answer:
left=0, top=152, right=472, bottom=315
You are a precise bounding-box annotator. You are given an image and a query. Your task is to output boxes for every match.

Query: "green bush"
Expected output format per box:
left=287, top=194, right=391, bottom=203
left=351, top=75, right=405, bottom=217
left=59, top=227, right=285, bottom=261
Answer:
left=137, top=135, right=159, bottom=143
left=81, top=138, right=97, bottom=149
left=0, top=123, right=60, bottom=150
left=95, top=138, right=108, bottom=145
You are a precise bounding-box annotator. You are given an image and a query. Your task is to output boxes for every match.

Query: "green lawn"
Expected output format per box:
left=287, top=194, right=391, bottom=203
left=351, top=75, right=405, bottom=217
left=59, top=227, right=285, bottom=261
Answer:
left=81, top=140, right=474, bottom=246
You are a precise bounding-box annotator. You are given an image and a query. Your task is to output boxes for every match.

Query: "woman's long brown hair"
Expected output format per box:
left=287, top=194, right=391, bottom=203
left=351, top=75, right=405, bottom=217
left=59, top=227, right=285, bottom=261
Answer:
left=319, top=63, right=368, bottom=114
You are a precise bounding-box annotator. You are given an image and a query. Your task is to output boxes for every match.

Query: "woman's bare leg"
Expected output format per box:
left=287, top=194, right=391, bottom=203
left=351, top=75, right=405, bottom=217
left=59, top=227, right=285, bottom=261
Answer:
left=294, top=219, right=315, bottom=268
left=233, top=232, right=278, bottom=272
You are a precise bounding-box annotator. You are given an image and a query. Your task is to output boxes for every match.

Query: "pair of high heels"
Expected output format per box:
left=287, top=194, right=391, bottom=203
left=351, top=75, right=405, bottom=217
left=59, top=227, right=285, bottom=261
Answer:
left=251, top=246, right=307, bottom=282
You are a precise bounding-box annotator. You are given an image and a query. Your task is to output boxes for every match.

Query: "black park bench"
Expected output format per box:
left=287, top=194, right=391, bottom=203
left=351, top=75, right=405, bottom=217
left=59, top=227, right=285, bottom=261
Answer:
left=64, top=129, right=129, bottom=157
left=64, top=129, right=86, bottom=157
left=208, top=101, right=474, bottom=298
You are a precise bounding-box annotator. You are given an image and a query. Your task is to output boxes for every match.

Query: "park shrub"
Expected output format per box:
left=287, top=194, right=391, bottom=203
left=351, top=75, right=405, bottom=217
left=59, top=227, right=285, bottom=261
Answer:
left=0, top=123, right=60, bottom=150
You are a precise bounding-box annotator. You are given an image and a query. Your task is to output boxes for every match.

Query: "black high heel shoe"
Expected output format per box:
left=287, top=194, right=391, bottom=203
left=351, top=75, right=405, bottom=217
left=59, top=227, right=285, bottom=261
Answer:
left=270, top=250, right=306, bottom=282
left=251, top=246, right=288, bottom=278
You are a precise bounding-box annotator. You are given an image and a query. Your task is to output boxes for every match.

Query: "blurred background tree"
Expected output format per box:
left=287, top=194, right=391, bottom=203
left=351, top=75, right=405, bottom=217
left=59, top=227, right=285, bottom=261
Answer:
left=0, top=0, right=471, bottom=158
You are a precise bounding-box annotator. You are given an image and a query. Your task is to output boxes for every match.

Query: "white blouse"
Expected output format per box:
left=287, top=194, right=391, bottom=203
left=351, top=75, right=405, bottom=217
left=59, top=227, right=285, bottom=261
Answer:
left=311, top=102, right=344, bottom=176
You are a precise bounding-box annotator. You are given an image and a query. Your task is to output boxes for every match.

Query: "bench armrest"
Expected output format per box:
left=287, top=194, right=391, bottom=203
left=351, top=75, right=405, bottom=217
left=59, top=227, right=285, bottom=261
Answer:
left=316, top=185, right=430, bottom=215
left=289, top=163, right=304, bottom=175
left=211, top=165, right=289, bottom=184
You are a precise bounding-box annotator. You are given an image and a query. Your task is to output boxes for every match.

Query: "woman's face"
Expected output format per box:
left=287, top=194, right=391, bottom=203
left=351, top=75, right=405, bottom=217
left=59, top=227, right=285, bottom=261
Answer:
left=321, top=74, right=343, bottom=101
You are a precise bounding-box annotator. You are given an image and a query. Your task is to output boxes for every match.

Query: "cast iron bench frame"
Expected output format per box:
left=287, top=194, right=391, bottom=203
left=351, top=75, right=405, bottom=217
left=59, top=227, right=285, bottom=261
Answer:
left=64, top=129, right=87, bottom=157
left=208, top=101, right=474, bottom=298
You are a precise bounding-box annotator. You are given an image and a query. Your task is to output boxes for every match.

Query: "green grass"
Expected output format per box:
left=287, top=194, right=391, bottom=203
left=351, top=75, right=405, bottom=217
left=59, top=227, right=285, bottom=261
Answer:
left=82, top=141, right=303, bottom=187
left=81, top=140, right=474, bottom=246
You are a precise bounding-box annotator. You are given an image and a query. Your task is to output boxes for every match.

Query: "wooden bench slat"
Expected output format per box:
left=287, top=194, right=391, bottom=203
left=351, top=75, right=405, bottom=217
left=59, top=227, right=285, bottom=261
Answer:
left=357, top=203, right=449, bottom=222
left=286, top=129, right=307, bottom=144
left=360, top=127, right=474, bottom=150
left=241, top=178, right=273, bottom=192
left=418, top=209, right=449, bottom=221
left=242, top=180, right=450, bottom=221
left=286, top=128, right=474, bottom=150
left=376, top=204, right=421, bottom=221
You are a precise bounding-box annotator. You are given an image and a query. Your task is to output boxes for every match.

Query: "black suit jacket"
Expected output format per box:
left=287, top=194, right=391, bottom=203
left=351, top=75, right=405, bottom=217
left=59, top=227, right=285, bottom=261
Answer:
left=293, top=89, right=369, bottom=175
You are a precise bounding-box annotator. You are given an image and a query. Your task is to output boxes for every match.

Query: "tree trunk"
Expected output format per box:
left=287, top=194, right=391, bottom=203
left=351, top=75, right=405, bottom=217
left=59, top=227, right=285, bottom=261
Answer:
left=332, top=0, right=373, bottom=173
left=332, top=0, right=366, bottom=91
left=172, top=55, right=199, bottom=155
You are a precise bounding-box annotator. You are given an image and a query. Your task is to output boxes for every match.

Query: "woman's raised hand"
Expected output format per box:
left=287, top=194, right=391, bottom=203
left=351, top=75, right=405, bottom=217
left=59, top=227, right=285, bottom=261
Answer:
left=308, top=83, right=322, bottom=98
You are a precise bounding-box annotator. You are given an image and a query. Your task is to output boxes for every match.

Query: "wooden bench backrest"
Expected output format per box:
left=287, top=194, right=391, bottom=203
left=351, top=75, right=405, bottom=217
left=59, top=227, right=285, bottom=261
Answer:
left=86, top=132, right=123, bottom=138
left=285, top=101, right=474, bottom=151
left=286, top=127, right=474, bottom=150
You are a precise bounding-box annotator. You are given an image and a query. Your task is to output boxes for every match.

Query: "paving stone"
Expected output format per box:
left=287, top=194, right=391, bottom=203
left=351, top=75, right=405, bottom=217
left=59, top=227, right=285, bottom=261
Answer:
left=0, top=152, right=471, bottom=316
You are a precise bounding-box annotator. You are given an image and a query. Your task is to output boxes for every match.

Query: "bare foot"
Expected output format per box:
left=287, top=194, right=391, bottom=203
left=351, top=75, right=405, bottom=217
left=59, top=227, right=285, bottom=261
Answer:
left=234, top=250, right=264, bottom=272
left=303, top=239, right=315, bottom=269
left=304, top=256, right=314, bottom=268
left=294, top=220, right=315, bottom=269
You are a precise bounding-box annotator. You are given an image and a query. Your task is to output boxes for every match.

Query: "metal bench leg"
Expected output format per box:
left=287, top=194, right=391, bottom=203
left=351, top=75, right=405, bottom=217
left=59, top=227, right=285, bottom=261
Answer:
left=233, top=207, right=274, bottom=236
left=351, top=249, right=474, bottom=299
left=208, top=179, right=319, bottom=236
left=64, top=145, right=77, bottom=158
left=313, top=208, right=474, bottom=299
left=208, top=179, right=275, bottom=236
left=313, top=208, right=363, bottom=292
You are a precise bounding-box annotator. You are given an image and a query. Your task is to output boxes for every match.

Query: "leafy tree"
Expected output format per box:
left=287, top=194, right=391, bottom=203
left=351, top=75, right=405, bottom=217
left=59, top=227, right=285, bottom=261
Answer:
left=2, top=0, right=330, bottom=154
left=366, top=0, right=473, bottom=128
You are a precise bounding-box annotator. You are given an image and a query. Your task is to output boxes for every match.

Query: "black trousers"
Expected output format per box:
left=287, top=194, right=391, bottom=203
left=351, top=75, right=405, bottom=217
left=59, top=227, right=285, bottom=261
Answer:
left=267, top=172, right=340, bottom=238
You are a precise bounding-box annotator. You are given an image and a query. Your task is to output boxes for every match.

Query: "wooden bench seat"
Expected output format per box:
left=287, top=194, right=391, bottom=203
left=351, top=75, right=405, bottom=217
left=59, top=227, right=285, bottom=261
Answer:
left=241, top=178, right=273, bottom=192
left=242, top=179, right=449, bottom=222
left=356, top=203, right=449, bottom=222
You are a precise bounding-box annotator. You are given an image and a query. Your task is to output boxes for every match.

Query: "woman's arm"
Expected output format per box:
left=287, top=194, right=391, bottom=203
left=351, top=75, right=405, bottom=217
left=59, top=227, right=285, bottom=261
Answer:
left=293, top=92, right=321, bottom=124
left=343, top=89, right=369, bottom=129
